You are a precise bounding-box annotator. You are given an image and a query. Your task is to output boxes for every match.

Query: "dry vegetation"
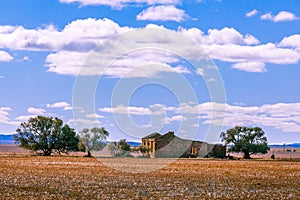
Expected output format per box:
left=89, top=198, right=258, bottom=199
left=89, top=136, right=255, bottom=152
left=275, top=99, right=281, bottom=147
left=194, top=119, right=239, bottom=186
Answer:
left=0, top=155, right=299, bottom=199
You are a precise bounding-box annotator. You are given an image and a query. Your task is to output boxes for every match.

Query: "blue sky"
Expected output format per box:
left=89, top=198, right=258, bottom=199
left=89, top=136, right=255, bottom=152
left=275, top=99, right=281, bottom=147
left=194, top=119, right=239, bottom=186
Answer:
left=0, top=0, right=299, bottom=144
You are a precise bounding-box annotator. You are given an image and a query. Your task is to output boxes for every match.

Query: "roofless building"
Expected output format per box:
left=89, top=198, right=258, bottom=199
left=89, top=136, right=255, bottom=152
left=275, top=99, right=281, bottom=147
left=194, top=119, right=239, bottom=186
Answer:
left=142, top=131, right=226, bottom=158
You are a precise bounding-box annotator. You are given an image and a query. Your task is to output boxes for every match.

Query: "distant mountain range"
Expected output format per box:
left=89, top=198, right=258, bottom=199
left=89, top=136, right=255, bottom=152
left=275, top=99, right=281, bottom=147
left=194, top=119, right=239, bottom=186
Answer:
left=0, top=134, right=142, bottom=146
left=269, top=143, right=300, bottom=148
left=0, top=134, right=14, bottom=144
left=0, top=134, right=298, bottom=148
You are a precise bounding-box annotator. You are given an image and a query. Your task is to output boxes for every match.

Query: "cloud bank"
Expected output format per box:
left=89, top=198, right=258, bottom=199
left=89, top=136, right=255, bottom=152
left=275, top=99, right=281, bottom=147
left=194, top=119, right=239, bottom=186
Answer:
left=0, top=18, right=300, bottom=75
left=99, top=102, right=300, bottom=133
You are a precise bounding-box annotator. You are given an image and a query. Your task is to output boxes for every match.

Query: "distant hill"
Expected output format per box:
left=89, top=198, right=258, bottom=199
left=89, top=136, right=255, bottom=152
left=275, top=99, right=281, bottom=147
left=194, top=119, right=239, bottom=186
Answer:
left=127, top=141, right=141, bottom=147
left=0, top=134, right=142, bottom=146
left=269, top=143, right=300, bottom=148
left=0, top=134, right=14, bottom=144
left=4, top=134, right=298, bottom=148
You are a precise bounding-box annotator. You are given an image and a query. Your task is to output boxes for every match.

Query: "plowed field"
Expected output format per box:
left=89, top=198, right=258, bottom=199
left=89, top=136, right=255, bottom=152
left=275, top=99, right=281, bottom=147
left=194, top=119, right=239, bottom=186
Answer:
left=0, top=156, right=299, bottom=199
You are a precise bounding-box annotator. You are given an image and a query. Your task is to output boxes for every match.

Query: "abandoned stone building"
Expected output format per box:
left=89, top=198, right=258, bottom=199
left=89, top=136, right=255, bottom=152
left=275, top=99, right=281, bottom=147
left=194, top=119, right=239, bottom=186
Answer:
left=142, top=131, right=226, bottom=158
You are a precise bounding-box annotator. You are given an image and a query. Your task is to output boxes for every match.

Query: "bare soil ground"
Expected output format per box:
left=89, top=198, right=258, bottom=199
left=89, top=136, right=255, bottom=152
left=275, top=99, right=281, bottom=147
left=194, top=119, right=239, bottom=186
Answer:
left=229, top=148, right=300, bottom=159
left=0, top=155, right=299, bottom=199
left=0, top=145, right=28, bottom=154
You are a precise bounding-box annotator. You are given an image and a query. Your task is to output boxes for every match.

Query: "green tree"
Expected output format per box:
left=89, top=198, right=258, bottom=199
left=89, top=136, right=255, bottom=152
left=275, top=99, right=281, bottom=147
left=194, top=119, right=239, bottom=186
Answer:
left=118, top=139, right=130, bottom=152
left=108, top=139, right=131, bottom=157
left=79, top=127, right=109, bottom=157
left=14, top=116, right=79, bottom=156
left=139, top=146, right=150, bottom=155
left=108, top=141, right=118, bottom=156
left=220, top=126, right=270, bottom=159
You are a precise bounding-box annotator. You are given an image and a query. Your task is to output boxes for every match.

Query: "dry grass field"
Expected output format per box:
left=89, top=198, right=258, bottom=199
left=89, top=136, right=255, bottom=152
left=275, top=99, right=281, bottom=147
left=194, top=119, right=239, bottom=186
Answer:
left=0, top=155, right=299, bottom=199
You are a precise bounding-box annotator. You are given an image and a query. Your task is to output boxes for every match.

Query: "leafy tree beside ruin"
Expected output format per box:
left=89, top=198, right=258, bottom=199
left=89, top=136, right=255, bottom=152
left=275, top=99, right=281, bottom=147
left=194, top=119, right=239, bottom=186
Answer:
left=14, top=116, right=80, bottom=156
left=108, top=139, right=131, bottom=157
left=79, top=127, right=109, bottom=157
left=220, top=126, right=269, bottom=159
left=139, top=146, right=151, bottom=155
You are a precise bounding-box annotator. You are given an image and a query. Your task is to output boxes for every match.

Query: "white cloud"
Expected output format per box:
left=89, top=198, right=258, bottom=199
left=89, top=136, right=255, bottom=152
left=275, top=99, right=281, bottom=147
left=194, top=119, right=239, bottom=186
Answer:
left=196, top=68, right=205, bottom=76
left=261, top=11, right=298, bottom=22
left=86, top=113, right=105, bottom=118
left=172, top=65, right=190, bottom=74
left=46, top=49, right=190, bottom=78
left=202, top=43, right=300, bottom=67
left=1, top=17, right=300, bottom=76
left=67, top=118, right=101, bottom=127
left=246, top=9, right=258, bottom=17
left=59, top=0, right=180, bottom=9
left=99, top=101, right=300, bottom=133
left=49, top=23, right=300, bottom=77
left=0, top=18, right=129, bottom=52
left=14, top=115, right=35, bottom=122
left=260, top=13, right=272, bottom=21
left=279, top=34, right=300, bottom=50
left=0, top=75, right=3, bottom=79
left=46, top=101, right=71, bottom=109
left=137, top=5, right=187, bottom=22
left=179, top=27, right=259, bottom=45
left=27, top=107, right=46, bottom=115
left=232, top=62, right=267, bottom=73
left=178, top=102, right=300, bottom=133
left=0, top=107, right=12, bottom=124
left=46, top=51, right=90, bottom=75
left=273, top=11, right=298, bottom=22
left=99, top=105, right=151, bottom=115
left=63, top=106, right=73, bottom=111
left=22, top=56, right=30, bottom=61
left=1, top=107, right=11, bottom=111
left=191, top=123, right=199, bottom=127
left=206, top=27, right=246, bottom=44
left=99, top=104, right=177, bottom=116
left=164, top=115, right=187, bottom=124
left=244, top=34, right=260, bottom=45
left=0, top=51, right=13, bottom=62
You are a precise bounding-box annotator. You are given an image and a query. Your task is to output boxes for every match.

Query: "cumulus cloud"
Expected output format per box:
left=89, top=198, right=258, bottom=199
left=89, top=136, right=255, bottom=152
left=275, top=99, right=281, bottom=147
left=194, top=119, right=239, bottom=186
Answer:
left=0, top=51, right=13, bottom=62
left=46, top=27, right=300, bottom=75
left=246, top=9, right=258, bottom=17
left=27, top=107, right=46, bottom=115
left=1, top=18, right=300, bottom=75
left=98, top=102, right=300, bottom=133
left=14, top=115, right=36, bottom=122
left=46, top=101, right=72, bottom=110
left=202, top=43, right=300, bottom=67
left=0, top=18, right=129, bottom=52
left=231, top=62, right=267, bottom=73
left=0, top=18, right=188, bottom=78
left=164, top=115, right=187, bottom=124
left=99, top=105, right=151, bottom=115
left=279, top=34, right=300, bottom=50
left=261, top=11, right=298, bottom=22
left=0, top=107, right=12, bottom=124
left=179, top=102, right=300, bottom=133
left=137, top=5, right=187, bottom=22
left=86, top=113, right=105, bottom=118
left=196, top=68, right=205, bottom=76
left=45, top=51, right=90, bottom=75
left=48, top=23, right=298, bottom=77
left=46, top=48, right=191, bottom=78
left=67, top=118, right=101, bottom=127
left=179, top=27, right=259, bottom=45
left=59, top=0, right=180, bottom=9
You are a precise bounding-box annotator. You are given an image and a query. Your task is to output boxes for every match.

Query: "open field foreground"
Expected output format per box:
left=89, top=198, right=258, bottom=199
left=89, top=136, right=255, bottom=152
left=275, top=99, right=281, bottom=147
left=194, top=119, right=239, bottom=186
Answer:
left=0, top=156, right=299, bottom=199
